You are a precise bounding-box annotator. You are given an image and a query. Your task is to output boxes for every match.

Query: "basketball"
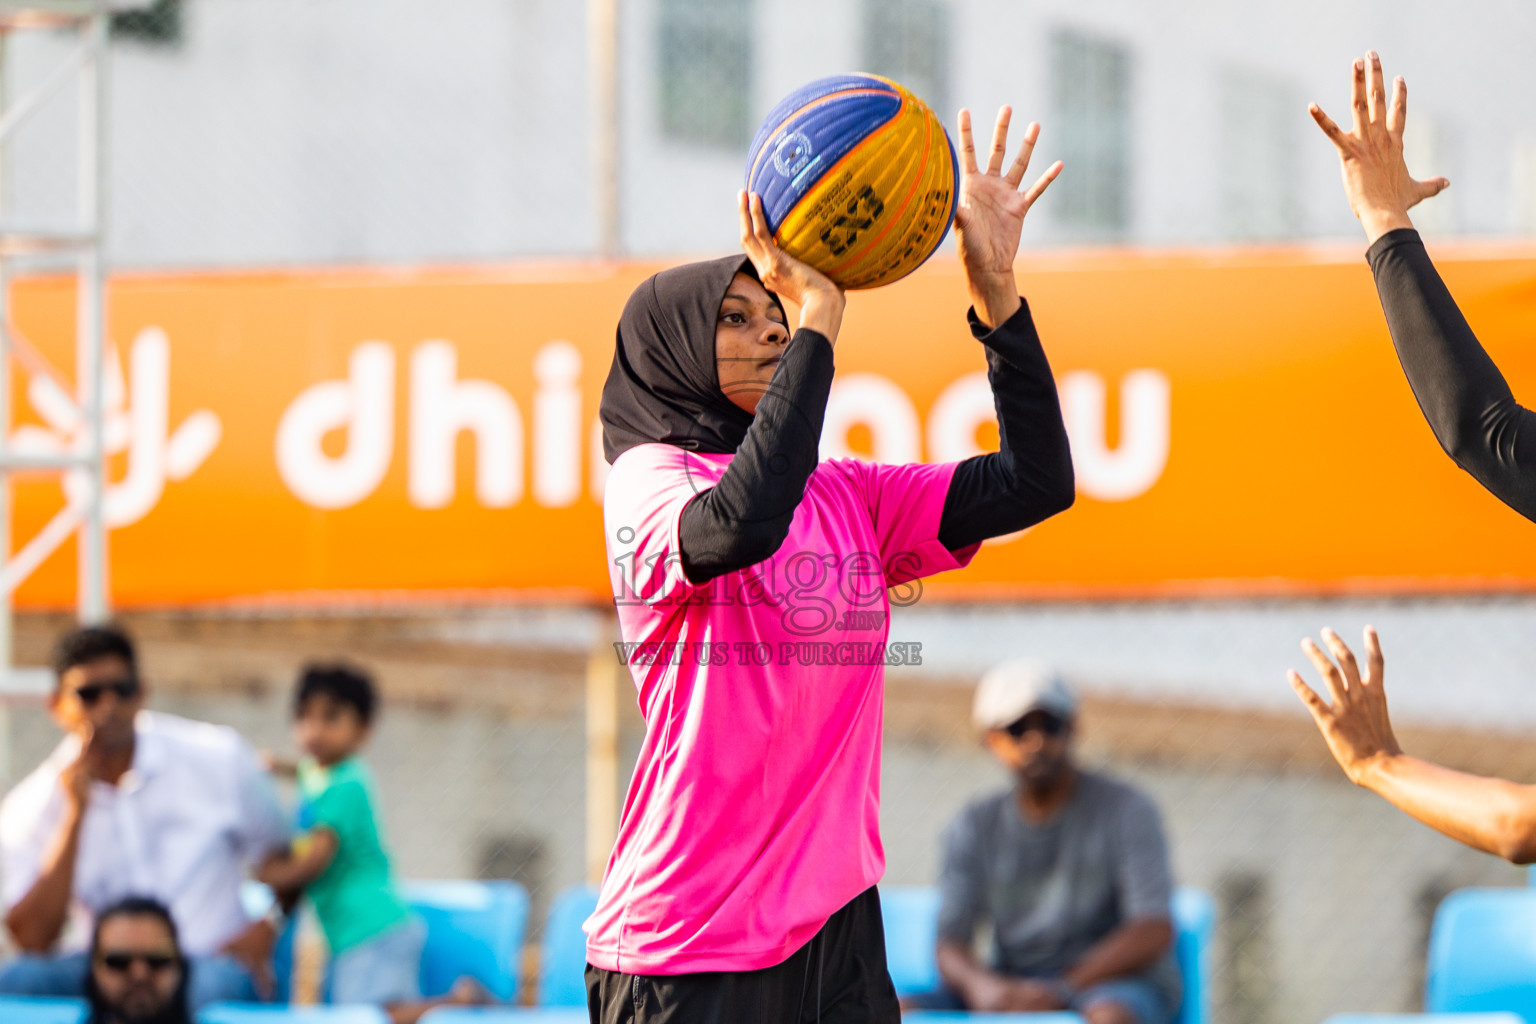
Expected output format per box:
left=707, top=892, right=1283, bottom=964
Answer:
left=745, top=73, right=959, bottom=291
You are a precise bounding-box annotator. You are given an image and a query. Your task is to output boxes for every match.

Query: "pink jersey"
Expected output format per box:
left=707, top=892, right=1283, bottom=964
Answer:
left=584, top=442, right=979, bottom=975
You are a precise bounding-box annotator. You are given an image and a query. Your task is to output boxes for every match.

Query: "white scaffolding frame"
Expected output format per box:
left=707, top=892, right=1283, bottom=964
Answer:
left=0, top=0, right=116, bottom=716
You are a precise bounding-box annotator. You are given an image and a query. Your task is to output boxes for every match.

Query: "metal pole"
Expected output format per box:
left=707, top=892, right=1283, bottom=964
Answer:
left=0, top=27, right=12, bottom=783
left=0, top=36, right=90, bottom=145
left=585, top=636, right=619, bottom=886
left=588, top=0, right=620, bottom=257
left=75, top=10, right=106, bottom=624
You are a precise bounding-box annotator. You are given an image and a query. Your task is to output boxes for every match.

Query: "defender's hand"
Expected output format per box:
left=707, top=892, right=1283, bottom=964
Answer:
left=1289, top=626, right=1404, bottom=786
left=1309, top=52, right=1449, bottom=244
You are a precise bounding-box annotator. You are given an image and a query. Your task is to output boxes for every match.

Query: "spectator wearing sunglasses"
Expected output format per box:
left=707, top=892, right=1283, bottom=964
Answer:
left=0, top=625, right=292, bottom=1007
left=85, top=897, right=190, bottom=1024
left=905, top=661, right=1181, bottom=1024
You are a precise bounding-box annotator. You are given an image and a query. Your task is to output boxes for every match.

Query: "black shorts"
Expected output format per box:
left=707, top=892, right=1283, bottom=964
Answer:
left=585, top=885, right=900, bottom=1024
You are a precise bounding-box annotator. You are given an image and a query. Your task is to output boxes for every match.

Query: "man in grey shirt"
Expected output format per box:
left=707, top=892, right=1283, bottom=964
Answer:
left=917, top=660, right=1181, bottom=1024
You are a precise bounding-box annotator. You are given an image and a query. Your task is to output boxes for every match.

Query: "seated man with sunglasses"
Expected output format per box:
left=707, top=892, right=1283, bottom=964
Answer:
left=908, top=661, right=1182, bottom=1024
left=0, top=625, right=292, bottom=1007
left=86, top=896, right=191, bottom=1024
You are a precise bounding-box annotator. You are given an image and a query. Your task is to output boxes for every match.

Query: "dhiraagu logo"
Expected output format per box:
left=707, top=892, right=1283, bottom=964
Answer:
left=272, top=339, right=1172, bottom=514
left=9, top=326, right=222, bottom=529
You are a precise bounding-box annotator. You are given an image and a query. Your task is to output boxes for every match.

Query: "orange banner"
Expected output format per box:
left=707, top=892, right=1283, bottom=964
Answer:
left=7, top=245, right=1536, bottom=608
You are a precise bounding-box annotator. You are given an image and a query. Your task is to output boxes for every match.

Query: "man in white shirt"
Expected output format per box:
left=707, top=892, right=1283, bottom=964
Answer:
left=0, top=625, right=292, bottom=1007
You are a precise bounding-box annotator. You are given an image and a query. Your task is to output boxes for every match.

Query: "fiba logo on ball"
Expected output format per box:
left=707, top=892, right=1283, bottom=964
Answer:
left=772, top=131, right=815, bottom=178
left=745, top=73, right=958, bottom=290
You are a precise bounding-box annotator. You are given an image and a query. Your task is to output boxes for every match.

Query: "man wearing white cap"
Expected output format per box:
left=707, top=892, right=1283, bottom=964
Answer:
left=912, top=660, right=1181, bottom=1024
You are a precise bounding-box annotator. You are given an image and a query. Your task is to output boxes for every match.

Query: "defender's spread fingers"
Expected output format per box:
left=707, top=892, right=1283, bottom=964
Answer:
left=1367, top=51, right=1387, bottom=127
left=1387, top=75, right=1407, bottom=135
left=1419, top=177, right=1450, bottom=199
left=1310, top=104, right=1352, bottom=151
left=1350, top=58, right=1368, bottom=135
left=1302, top=637, right=1349, bottom=704
left=1363, top=627, right=1386, bottom=686
left=1320, top=627, right=1362, bottom=687
left=1289, top=670, right=1330, bottom=716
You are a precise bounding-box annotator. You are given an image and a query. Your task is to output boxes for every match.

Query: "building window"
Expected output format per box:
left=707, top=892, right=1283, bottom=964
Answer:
left=1219, top=70, right=1298, bottom=240
left=112, top=0, right=182, bottom=46
left=862, top=0, right=951, bottom=121
left=657, top=0, right=753, bottom=149
left=1050, top=29, right=1131, bottom=237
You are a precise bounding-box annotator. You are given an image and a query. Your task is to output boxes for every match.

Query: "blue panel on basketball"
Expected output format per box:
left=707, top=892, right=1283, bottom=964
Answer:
left=745, top=72, right=901, bottom=160
left=744, top=73, right=957, bottom=290
left=746, top=78, right=902, bottom=229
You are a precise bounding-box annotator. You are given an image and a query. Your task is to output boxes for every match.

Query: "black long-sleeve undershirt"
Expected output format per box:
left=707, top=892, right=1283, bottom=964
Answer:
left=678, top=301, right=1075, bottom=583
left=1367, top=228, right=1536, bottom=522
left=679, top=328, right=836, bottom=583
left=937, top=303, right=1075, bottom=551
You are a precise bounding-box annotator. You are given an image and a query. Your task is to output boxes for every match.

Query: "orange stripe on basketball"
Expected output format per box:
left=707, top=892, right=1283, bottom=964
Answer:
left=825, top=96, right=935, bottom=280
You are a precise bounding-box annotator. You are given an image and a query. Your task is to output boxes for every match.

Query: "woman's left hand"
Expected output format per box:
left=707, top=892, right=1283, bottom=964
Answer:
left=739, top=190, right=845, bottom=342
left=954, top=107, right=1062, bottom=329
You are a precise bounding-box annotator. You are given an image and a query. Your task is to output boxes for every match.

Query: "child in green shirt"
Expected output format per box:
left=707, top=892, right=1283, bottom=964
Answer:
left=258, top=663, right=483, bottom=1023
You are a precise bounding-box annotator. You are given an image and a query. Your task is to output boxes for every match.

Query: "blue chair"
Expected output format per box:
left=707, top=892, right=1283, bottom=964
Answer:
left=880, top=885, right=942, bottom=997
left=1426, top=887, right=1536, bottom=1020
left=420, top=1010, right=591, bottom=1023
left=405, top=880, right=530, bottom=1004
left=904, top=1014, right=1083, bottom=1022
left=1324, top=1016, right=1523, bottom=1024
left=877, top=884, right=1212, bottom=1020
left=198, top=1004, right=388, bottom=1024
left=0, top=996, right=86, bottom=1024
left=1171, top=887, right=1215, bottom=1024
left=539, top=885, right=600, bottom=1007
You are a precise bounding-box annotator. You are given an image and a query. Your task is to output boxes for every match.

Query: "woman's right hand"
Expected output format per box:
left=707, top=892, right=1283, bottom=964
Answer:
left=1309, top=51, right=1449, bottom=245
left=739, top=191, right=845, bottom=343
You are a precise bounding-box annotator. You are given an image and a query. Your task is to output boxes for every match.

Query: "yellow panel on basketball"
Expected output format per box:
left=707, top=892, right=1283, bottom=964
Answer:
left=745, top=74, right=958, bottom=291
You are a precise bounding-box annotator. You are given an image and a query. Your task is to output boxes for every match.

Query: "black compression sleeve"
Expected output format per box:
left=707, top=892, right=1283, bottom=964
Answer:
left=1367, top=228, right=1536, bottom=522
left=677, top=329, right=834, bottom=583
left=937, top=300, right=1075, bottom=552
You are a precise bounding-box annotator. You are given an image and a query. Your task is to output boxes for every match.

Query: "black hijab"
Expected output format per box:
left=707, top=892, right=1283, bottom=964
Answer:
left=600, top=255, right=783, bottom=463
